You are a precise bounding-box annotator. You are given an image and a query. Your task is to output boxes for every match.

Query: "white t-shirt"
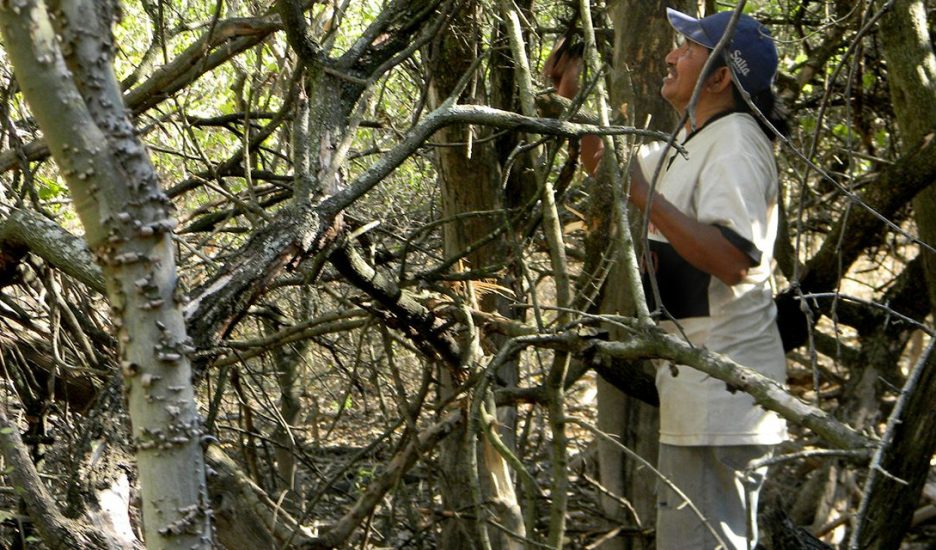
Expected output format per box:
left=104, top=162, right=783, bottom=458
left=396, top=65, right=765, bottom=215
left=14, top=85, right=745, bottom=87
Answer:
left=636, top=112, right=787, bottom=446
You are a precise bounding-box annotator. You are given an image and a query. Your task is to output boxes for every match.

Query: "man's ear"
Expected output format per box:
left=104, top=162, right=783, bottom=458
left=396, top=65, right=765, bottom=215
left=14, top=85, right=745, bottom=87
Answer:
left=707, top=67, right=733, bottom=93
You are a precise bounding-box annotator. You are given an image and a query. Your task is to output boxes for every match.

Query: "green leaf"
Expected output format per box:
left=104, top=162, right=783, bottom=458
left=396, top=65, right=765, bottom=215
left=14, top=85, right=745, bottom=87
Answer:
left=37, top=176, right=65, bottom=200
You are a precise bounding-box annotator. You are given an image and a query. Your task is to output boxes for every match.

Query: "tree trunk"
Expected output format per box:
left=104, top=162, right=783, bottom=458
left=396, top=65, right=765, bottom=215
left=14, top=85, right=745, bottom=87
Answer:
left=854, top=2, right=936, bottom=546
left=427, top=1, right=526, bottom=547
left=0, top=2, right=211, bottom=547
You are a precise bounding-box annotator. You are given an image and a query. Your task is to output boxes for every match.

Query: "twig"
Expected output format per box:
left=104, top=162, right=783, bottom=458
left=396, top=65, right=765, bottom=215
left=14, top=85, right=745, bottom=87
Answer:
left=801, top=292, right=934, bottom=336
left=499, top=2, right=575, bottom=545
left=578, top=0, right=652, bottom=325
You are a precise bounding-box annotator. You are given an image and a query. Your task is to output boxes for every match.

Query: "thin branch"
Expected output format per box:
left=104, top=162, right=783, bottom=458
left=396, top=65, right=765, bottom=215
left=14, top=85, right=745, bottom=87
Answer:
left=321, top=103, right=673, bottom=215
left=578, top=0, right=651, bottom=324
left=590, top=327, right=873, bottom=451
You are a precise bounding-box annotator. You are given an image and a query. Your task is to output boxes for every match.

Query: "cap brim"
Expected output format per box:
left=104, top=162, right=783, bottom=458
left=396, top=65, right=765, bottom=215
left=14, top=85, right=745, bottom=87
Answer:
left=666, top=8, right=716, bottom=48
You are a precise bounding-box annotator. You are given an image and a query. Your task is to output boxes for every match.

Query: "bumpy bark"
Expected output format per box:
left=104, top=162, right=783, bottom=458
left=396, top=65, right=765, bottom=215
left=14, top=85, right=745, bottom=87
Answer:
left=0, top=1, right=211, bottom=547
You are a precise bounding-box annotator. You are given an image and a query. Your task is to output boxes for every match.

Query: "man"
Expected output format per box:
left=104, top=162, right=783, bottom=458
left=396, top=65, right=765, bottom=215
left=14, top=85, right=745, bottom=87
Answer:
left=546, top=8, right=788, bottom=549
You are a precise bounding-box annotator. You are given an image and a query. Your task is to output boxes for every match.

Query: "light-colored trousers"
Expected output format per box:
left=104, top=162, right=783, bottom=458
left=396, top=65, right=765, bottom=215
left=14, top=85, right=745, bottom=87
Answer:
left=656, top=443, right=772, bottom=550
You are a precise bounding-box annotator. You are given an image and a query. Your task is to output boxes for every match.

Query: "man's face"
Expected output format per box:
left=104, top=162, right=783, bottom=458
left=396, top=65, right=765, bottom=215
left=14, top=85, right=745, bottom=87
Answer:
left=661, top=37, right=711, bottom=113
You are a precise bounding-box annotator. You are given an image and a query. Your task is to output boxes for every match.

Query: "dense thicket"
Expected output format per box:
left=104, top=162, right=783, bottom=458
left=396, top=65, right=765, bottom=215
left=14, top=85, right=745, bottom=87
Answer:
left=0, top=0, right=934, bottom=548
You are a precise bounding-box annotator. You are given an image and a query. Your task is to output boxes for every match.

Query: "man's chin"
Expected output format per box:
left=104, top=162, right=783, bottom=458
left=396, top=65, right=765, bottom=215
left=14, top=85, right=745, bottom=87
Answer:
left=660, top=84, right=675, bottom=103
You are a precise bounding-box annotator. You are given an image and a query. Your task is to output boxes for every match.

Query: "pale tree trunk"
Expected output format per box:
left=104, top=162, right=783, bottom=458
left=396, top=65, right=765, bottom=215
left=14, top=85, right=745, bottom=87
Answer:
left=427, top=2, right=525, bottom=548
left=852, top=1, right=936, bottom=547
left=593, top=2, right=693, bottom=548
left=0, top=1, right=211, bottom=548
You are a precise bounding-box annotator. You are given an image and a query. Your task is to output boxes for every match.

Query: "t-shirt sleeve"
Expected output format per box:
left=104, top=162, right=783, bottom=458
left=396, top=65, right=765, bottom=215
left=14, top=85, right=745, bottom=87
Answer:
left=694, top=153, right=773, bottom=266
left=636, top=141, right=671, bottom=184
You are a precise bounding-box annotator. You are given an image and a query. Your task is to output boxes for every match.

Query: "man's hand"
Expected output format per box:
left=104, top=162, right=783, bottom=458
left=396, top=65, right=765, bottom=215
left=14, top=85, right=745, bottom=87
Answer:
left=627, top=160, right=650, bottom=208
left=626, top=158, right=752, bottom=286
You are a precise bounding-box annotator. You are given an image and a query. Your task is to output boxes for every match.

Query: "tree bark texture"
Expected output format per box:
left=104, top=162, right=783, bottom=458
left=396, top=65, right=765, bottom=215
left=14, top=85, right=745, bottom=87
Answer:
left=0, top=2, right=211, bottom=547
left=854, top=1, right=936, bottom=547
left=0, top=206, right=104, bottom=294
left=427, top=2, right=525, bottom=547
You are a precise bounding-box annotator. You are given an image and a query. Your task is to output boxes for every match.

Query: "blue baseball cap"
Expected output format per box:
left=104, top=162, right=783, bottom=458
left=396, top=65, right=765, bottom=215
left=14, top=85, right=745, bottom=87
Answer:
left=666, top=8, right=778, bottom=94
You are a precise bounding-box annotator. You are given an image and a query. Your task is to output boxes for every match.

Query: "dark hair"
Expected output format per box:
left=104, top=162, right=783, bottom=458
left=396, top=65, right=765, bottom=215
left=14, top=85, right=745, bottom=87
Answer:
left=553, top=37, right=585, bottom=63
left=707, top=51, right=790, bottom=141
left=732, top=85, right=790, bottom=142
